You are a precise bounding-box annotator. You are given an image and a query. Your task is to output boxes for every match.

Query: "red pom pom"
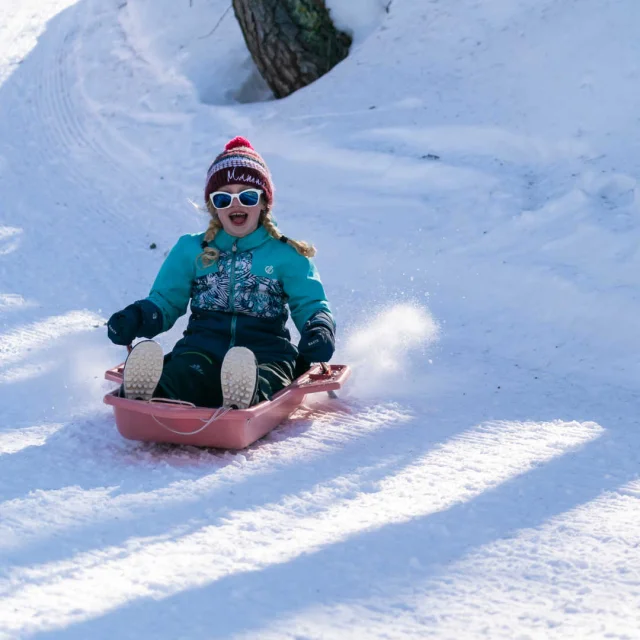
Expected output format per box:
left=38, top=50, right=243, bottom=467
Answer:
left=225, top=136, right=253, bottom=151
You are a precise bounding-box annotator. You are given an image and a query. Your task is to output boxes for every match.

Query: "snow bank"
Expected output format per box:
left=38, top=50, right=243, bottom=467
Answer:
left=120, top=0, right=270, bottom=104
left=324, top=0, right=388, bottom=44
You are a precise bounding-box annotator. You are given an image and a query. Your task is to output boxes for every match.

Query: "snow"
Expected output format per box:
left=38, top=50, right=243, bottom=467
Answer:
left=323, top=0, right=388, bottom=44
left=1, top=0, right=639, bottom=638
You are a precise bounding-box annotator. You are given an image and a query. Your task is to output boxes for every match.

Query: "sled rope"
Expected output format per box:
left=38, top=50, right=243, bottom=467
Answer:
left=148, top=398, right=233, bottom=436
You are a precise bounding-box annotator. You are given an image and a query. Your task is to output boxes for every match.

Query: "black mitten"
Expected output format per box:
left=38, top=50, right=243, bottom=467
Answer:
left=107, top=304, right=142, bottom=346
left=107, top=300, right=163, bottom=346
left=298, top=310, right=335, bottom=363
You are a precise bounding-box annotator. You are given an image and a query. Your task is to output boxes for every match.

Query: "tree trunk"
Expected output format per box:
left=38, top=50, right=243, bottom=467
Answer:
left=232, top=0, right=352, bottom=99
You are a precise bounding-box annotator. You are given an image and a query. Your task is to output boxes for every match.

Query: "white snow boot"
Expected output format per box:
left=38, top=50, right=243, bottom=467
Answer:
left=221, top=346, right=258, bottom=409
left=122, top=340, right=164, bottom=401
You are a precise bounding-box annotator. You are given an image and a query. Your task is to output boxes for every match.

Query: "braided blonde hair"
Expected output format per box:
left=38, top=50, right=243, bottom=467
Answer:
left=197, top=199, right=316, bottom=268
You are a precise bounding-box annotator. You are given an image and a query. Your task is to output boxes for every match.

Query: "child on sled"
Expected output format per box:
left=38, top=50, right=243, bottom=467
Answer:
left=107, top=136, right=335, bottom=410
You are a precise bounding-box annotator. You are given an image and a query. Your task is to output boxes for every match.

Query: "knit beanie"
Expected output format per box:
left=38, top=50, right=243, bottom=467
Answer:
left=204, top=136, right=274, bottom=206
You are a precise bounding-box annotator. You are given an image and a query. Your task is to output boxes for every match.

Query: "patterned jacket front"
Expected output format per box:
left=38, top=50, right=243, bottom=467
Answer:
left=140, top=225, right=333, bottom=364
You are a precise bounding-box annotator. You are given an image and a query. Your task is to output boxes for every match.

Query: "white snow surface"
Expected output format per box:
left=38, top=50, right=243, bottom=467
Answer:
left=1, top=0, right=639, bottom=637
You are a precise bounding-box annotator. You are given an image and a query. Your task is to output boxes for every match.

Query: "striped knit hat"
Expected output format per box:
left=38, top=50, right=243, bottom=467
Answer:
left=204, top=136, right=274, bottom=206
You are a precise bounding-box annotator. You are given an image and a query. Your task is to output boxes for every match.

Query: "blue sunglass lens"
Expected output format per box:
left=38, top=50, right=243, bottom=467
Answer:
left=212, top=193, right=232, bottom=208
left=238, top=190, right=260, bottom=206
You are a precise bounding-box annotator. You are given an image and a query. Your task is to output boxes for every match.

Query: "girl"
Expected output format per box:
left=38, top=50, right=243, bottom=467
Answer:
left=107, top=136, right=335, bottom=409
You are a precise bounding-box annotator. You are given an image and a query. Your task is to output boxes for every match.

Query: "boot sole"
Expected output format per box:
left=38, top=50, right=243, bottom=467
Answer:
left=123, top=340, right=164, bottom=401
left=221, top=347, right=258, bottom=409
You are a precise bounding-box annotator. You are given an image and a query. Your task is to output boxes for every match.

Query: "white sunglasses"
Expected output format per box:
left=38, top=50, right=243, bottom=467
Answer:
left=209, top=188, right=263, bottom=209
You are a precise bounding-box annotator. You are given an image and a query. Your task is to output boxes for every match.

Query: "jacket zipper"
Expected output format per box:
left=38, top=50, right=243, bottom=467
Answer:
left=228, top=240, right=238, bottom=348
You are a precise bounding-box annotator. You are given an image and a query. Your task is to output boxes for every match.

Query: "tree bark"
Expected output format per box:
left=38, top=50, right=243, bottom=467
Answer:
left=232, top=0, right=352, bottom=99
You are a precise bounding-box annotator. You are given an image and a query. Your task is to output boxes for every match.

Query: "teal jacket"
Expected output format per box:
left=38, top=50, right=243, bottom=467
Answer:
left=138, top=225, right=333, bottom=364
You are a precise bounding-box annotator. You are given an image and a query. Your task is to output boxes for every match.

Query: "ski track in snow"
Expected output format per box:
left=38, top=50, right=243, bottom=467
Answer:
left=1, top=0, right=640, bottom=638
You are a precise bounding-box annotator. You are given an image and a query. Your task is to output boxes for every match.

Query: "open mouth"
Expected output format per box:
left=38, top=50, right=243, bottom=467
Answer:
left=229, top=212, right=248, bottom=226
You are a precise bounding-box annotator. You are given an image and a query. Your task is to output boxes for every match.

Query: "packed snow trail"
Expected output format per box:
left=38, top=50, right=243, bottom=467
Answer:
left=1, top=0, right=640, bottom=638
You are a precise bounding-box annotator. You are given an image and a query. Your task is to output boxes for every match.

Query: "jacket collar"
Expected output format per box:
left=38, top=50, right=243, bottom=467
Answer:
left=212, top=224, right=271, bottom=252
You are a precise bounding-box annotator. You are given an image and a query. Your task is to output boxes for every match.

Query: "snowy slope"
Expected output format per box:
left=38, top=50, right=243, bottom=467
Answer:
left=1, top=0, right=639, bottom=637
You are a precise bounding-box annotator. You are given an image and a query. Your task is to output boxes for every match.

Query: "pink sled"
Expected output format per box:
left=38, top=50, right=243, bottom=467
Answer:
left=104, top=361, right=350, bottom=449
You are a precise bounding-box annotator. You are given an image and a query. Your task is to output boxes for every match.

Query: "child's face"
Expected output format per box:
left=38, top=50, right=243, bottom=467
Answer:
left=213, top=183, right=263, bottom=238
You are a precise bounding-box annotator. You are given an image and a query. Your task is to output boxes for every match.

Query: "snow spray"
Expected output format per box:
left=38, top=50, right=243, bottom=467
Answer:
left=340, top=303, right=439, bottom=398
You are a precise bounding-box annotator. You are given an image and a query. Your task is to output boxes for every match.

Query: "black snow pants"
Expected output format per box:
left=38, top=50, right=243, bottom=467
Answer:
left=152, top=350, right=295, bottom=408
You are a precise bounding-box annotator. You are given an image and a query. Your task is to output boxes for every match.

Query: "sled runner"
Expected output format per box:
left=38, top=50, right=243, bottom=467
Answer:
left=104, top=360, right=350, bottom=449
